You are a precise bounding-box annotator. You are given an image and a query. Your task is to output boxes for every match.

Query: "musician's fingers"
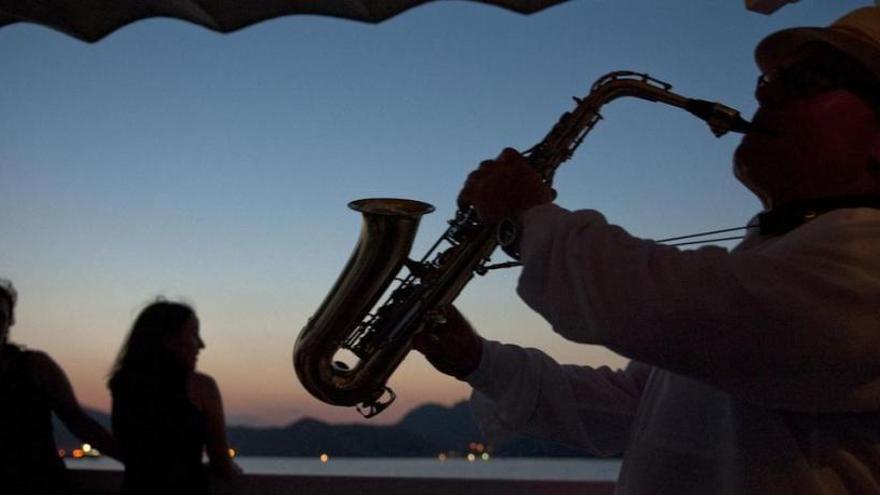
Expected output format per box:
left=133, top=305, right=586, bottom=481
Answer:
left=411, top=330, right=435, bottom=353
left=440, top=305, right=468, bottom=328
left=498, top=147, right=523, bottom=163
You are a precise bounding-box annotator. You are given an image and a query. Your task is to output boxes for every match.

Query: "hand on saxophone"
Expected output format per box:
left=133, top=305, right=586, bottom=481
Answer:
left=413, top=305, right=483, bottom=379
left=457, top=148, right=555, bottom=224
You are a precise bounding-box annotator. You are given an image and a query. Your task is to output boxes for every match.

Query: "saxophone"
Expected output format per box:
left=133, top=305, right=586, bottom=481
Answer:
left=293, top=71, right=752, bottom=417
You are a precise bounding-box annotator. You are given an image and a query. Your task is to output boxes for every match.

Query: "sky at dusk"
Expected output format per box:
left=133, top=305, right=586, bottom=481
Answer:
left=0, top=0, right=871, bottom=426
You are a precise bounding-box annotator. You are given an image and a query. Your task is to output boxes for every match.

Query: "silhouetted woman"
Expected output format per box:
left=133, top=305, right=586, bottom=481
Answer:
left=0, top=278, right=117, bottom=495
left=109, top=300, right=239, bottom=495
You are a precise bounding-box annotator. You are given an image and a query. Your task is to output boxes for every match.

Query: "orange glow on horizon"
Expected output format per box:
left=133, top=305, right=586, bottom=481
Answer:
left=29, top=304, right=626, bottom=427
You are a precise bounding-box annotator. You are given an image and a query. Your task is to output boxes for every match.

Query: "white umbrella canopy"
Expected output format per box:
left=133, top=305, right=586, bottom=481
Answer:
left=0, top=0, right=570, bottom=42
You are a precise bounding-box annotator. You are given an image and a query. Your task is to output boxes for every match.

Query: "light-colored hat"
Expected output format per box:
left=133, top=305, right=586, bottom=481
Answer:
left=0, top=278, right=16, bottom=307
left=755, top=6, right=880, bottom=81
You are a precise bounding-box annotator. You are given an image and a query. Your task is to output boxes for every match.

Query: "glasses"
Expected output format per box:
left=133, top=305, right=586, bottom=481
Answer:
left=757, top=59, right=880, bottom=109
left=758, top=64, right=846, bottom=99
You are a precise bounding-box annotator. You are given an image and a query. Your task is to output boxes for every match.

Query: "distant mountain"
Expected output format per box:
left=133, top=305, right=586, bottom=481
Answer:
left=53, top=407, right=111, bottom=450
left=55, top=401, right=597, bottom=458
left=225, top=401, right=594, bottom=458
left=396, top=402, right=484, bottom=453
left=226, top=418, right=437, bottom=457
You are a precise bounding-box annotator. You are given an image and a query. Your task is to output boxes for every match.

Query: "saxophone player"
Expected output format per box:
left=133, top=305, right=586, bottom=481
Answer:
left=414, top=6, right=880, bottom=494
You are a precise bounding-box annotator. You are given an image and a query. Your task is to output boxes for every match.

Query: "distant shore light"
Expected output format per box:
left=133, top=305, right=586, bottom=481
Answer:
left=320, top=453, right=330, bottom=463
left=228, top=448, right=237, bottom=458
left=466, top=453, right=476, bottom=462
left=468, top=442, right=485, bottom=453
left=437, top=453, right=448, bottom=461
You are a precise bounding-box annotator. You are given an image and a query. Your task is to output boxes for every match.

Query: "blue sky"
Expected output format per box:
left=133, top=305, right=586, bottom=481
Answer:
left=0, top=0, right=870, bottom=425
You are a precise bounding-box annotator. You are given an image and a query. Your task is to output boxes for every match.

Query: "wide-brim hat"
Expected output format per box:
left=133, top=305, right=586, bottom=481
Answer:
left=755, top=6, right=880, bottom=81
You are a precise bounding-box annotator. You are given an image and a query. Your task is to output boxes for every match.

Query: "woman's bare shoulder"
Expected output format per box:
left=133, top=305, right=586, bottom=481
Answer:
left=187, top=371, right=221, bottom=406
left=20, top=349, right=63, bottom=378
left=189, top=371, right=218, bottom=387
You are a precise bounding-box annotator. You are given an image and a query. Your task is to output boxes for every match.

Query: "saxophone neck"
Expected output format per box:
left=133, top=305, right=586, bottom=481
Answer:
left=590, top=71, right=753, bottom=136
left=593, top=71, right=754, bottom=136
left=527, top=71, right=753, bottom=180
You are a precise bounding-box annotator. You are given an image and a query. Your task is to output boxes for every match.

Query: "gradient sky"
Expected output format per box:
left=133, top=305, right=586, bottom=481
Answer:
left=0, top=0, right=871, bottom=426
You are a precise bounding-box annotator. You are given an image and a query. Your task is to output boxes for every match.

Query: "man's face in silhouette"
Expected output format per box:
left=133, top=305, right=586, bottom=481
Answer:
left=734, top=44, right=880, bottom=208
left=0, top=296, right=11, bottom=345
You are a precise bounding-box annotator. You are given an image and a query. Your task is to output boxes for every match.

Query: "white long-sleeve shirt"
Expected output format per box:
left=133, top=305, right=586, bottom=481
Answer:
left=466, top=203, right=880, bottom=494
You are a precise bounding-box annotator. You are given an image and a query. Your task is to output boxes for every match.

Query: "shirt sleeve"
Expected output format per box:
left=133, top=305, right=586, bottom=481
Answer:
left=515, top=204, right=880, bottom=412
left=466, top=339, right=649, bottom=456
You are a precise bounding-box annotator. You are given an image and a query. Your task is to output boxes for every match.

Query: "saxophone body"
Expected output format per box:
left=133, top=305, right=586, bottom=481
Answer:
left=293, top=71, right=752, bottom=417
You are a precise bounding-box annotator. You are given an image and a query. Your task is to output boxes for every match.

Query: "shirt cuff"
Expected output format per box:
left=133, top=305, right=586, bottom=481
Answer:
left=463, top=339, right=500, bottom=390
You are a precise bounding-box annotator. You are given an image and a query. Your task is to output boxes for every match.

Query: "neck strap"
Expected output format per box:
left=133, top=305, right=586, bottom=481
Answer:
left=758, top=195, right=880, bottom=236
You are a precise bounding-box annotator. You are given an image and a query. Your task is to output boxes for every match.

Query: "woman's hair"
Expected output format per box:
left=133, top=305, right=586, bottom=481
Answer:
left=108, top=300, right=195, bottom=388
left=0, top=278, right=17, bottom=325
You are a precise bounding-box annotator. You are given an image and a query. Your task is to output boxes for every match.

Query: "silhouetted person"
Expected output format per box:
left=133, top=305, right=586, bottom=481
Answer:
left=109, top=300, right=239, bottom=495
left=415, top=7, right=880, bottom=495
left=0, top=278, right=117, bottom=495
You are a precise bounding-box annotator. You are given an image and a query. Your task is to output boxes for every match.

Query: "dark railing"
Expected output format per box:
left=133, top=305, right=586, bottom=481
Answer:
left=70, top=469, right=616, bottom=495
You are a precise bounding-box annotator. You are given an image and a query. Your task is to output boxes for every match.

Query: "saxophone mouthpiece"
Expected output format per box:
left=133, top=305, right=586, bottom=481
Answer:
left=685, top=99, right=754, bottom=137
left=716, top=115, right=768, bottom=137
left=726, top=115, right=756, bottom=134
